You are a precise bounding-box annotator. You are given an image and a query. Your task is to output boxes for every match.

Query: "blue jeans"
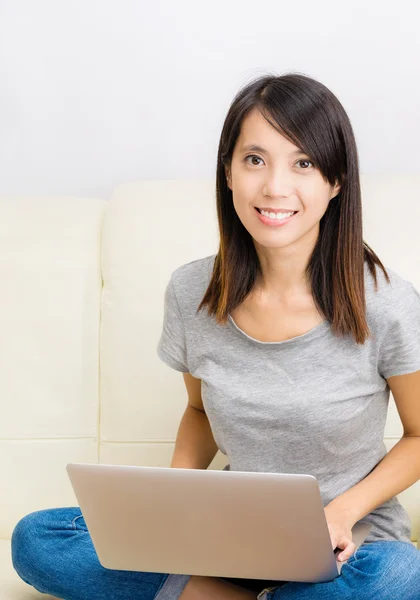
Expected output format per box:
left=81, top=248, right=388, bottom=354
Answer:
left=11, top=507, right=420, bottom=600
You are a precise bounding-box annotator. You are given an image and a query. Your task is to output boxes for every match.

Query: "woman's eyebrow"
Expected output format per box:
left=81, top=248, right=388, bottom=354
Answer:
left=240, top=144, right=306, bottom=155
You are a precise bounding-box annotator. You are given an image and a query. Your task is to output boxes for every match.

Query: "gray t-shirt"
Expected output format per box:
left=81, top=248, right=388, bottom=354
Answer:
left=157, top=254, right=420, bottom=544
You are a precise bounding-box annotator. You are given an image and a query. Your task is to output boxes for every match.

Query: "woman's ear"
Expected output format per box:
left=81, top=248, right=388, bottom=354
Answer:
left=225, top=166, right=232, bottom=190
left=331, top=177, right=343, bottom=200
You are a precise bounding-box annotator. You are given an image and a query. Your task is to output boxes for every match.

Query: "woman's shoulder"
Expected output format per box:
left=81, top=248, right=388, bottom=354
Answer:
left=364, top=262, right=420, bottom=331
left=364, top=263, right=420, bottom=377
left=365, top=262, right=418, bottom=303
left=171, top=253, right=215, bottom=284
left=169, top=253, right=216, bottom=314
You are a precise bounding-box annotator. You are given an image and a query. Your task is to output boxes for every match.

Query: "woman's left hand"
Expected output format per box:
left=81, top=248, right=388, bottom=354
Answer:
left=324, top=503, right=357, bottom=562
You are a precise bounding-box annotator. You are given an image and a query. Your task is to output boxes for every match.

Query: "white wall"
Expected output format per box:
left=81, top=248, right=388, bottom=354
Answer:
left=0, top=0, right=419, bottom=198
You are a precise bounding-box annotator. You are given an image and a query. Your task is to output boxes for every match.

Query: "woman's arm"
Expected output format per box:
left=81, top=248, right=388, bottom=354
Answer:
left=170, top=373, right=219, bottom=469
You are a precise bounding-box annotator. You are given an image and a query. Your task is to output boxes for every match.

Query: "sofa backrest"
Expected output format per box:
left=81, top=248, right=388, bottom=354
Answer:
left=0, top=195, right=105, bottom=539
left=1, top=177, right=419, bottom=545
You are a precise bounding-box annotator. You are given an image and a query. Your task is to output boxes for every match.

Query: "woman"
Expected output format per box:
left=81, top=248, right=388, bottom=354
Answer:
left=11, top=73, right=420, bottom=600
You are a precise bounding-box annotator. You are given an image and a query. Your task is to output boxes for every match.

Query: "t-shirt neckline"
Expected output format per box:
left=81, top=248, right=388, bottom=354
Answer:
left=227, top=313, right=330, bottom=346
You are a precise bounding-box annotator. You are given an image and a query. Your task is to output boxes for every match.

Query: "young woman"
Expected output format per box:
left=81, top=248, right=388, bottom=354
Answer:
left=11, top=73, right=420, bottom=600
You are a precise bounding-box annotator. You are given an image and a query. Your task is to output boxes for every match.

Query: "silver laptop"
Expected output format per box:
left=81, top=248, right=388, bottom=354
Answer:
left=66, top=463, right=372, bottom=584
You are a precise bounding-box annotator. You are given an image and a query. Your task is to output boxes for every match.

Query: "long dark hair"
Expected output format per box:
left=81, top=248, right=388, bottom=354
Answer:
left=197, top=72, right=389, bottom=344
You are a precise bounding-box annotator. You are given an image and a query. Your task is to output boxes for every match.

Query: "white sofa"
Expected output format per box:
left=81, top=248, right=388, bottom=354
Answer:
left=1, top=177, right=419, bottom=599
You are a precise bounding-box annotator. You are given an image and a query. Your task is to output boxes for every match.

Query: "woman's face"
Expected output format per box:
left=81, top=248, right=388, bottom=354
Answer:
left=225, top=108, right=341, bottom=252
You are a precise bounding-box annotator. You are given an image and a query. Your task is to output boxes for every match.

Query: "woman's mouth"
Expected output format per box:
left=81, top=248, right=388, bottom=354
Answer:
left=254, top=207, right=298, bottom=227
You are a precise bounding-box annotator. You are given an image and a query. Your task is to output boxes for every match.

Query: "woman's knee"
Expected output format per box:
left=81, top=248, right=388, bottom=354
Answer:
left=346, top=541, right=420, bottom=600
left=383, top=542, right=420, bottom=599
left=11, top=507, right=80, bottom=580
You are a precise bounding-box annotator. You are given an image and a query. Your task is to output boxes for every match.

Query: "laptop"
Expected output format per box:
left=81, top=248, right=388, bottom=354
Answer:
left=66, top=463, right=372, bottom=584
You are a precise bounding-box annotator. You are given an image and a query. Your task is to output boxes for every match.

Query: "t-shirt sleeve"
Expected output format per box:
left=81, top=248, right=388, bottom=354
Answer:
left=378, top=281, right=420, bottom=379
left=157, top=275, right=189, bottom=373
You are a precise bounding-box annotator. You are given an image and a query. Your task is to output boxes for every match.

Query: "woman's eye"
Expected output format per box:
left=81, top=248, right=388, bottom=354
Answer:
left=244, top=155, right=314, bottom=169
left=296, top=159, right=313, bottom=169
left=244, top=154, right=264, bottom=166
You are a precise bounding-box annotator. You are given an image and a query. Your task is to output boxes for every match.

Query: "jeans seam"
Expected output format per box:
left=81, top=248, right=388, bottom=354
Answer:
left=71, top=514, right=84, bottom=529
left=352, top=546, right=359, bottom=561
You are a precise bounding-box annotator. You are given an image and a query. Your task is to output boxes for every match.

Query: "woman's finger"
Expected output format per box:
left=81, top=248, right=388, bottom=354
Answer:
left=337, top=540, right=356, bottom=561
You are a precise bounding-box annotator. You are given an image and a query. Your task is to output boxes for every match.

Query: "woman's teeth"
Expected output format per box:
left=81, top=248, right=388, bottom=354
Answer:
left=260, top=209, right=295, bottom=221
